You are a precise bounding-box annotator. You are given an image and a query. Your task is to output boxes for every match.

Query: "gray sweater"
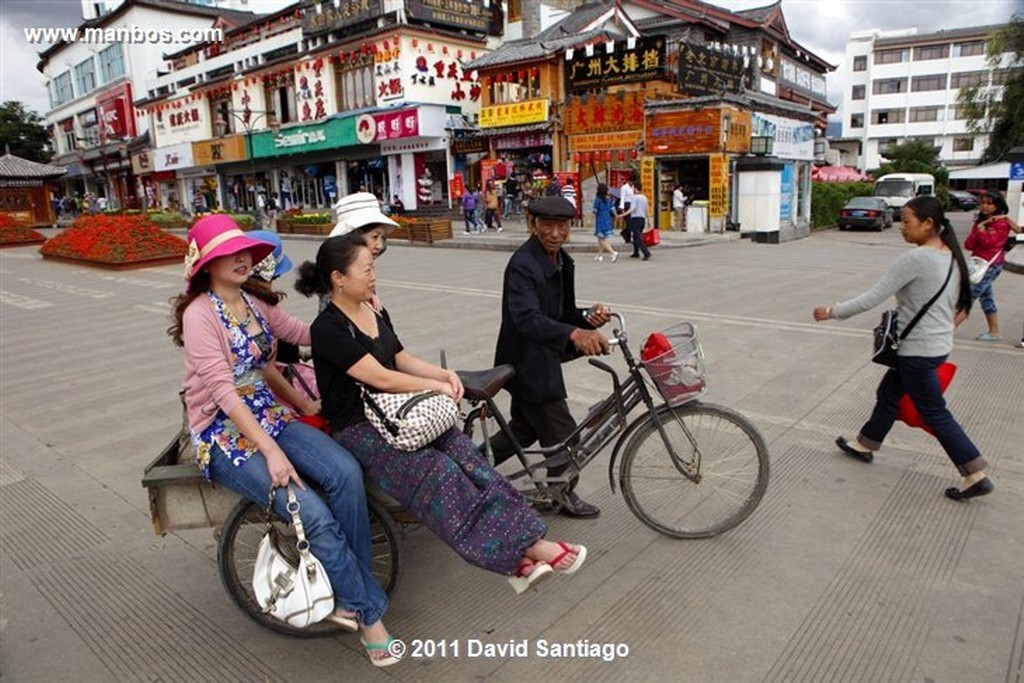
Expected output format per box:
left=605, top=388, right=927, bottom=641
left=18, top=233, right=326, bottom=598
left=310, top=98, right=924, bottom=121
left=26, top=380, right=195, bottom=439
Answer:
left=833, top=247, right=958, bottom=358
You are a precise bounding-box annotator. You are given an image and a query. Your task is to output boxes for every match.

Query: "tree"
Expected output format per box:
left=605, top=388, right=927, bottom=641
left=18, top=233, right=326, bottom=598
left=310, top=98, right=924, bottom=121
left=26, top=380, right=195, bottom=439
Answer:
left=957, top=14, right=1024, bottom=163
left=0, top=101, right=52, bottom=163
left=871, top=139, right=948, bottom=185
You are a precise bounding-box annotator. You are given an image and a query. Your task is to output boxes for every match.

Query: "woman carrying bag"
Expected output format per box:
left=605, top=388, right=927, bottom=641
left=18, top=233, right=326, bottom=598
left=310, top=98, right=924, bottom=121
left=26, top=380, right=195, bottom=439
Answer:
left=960, top=190, right=1012, bottom=341
left=811, top=196, right=993, bottom=501
left=169, top=215, right=398, bottom=666
left=297, top=234, right=588, bottom=594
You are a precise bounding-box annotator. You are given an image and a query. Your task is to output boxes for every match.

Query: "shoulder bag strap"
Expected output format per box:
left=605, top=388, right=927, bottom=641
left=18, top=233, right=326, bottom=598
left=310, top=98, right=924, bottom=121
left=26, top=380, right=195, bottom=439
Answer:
left=898, top=255, right=955, bottom=342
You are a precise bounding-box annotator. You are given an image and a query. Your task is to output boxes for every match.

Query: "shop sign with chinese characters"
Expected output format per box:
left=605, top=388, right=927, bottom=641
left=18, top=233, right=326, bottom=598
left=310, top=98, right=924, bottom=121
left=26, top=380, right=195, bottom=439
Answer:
left=301, top=0, right=383, bottom=34
left=640, top=157, right=655, bottom=206
left=373, top=109, right=420, bottom=141
left=565, top=36, right=666, bottom=91
left=193, top=135, right=248, bottom=166
left=751, top=112, right=814, bottom=160
left=251, top=117, right=357, bottom=157
left=645, top=109, right=720, bottom=154
left=154, top=142, right=194, bottom=172
left=708, top=153, right=729, bottom=218
left=451, top=136, right=488, bottom=155
left=564, top=91, right=644, bottom=135
left=479, top=99, right=549, bottom=128
left=678, top=41, right=753, bottom=97
left=493, top=133, right=552, bottom=150
left=294, top=58, right=331, bottom=122
left=406, top=0, right=502, bottom=36
left=569, top=130, right=642, bottom=153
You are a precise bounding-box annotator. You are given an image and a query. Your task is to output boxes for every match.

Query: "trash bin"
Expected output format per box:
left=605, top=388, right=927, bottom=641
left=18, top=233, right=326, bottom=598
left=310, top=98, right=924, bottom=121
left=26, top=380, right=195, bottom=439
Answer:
left=687, top=202, right=708, bottom=233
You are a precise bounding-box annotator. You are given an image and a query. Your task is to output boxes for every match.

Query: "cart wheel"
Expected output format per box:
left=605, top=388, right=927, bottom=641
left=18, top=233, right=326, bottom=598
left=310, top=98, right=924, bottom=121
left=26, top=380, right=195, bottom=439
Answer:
left=217, top=494, right=402, bottom=638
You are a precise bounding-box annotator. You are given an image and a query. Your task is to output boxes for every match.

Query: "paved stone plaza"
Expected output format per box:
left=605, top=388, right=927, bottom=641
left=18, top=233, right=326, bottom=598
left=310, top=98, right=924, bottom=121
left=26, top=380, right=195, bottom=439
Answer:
left=1, top=215, right=1022, bottom=682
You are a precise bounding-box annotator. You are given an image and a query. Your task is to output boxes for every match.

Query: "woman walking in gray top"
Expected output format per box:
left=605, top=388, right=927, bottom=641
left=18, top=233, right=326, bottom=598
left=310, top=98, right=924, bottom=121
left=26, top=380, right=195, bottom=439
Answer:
left=812, top=196, right=993, bottom=501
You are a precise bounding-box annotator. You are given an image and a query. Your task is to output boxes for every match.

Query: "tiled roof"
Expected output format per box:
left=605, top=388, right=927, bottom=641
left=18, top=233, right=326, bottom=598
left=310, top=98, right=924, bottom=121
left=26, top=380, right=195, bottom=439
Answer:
left=463, top=29, right=612, bottom=70
left=734, top=2, right=780, bottom=25
left=0, top=154, right=67, bottom=178
left=645, top=90, right=819, bottom=122
left=534, top=2, right=615, bottom=41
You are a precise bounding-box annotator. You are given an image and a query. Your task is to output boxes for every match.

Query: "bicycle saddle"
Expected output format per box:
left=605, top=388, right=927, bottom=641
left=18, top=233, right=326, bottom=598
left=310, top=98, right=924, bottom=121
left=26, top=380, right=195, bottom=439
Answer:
left=457, top=364, right=516, bottom=401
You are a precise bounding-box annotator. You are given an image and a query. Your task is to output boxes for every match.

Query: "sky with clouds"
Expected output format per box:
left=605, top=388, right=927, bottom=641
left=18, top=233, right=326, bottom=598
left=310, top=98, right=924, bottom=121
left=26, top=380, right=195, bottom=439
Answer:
left=1, top=0, right=1020, bottom=119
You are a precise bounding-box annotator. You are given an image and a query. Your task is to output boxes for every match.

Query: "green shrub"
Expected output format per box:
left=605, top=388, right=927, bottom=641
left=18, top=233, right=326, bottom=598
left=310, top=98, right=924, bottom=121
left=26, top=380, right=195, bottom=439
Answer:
left=289, top=212, right=332, bottom=225
left=147, top=211, right=188, bottom=229
left=811, top=182, right=874, bottom=230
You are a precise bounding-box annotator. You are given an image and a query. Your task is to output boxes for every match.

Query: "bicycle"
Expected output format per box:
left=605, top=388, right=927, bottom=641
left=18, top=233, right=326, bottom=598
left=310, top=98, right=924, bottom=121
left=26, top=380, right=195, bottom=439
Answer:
left=459, top=311, right=769, bottom=539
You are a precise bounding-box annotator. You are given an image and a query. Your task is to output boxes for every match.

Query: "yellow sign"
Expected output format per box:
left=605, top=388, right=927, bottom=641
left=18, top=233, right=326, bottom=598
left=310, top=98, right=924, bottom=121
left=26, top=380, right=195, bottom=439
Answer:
left=569, top=130, right=643, bottom=153
left=640, top=157, right=655, bottom=207
left=709, top=153, right=729, bottom=218
left=479, top=99, right=550, bottom=129
left=193, top=135, right=248, bottom=166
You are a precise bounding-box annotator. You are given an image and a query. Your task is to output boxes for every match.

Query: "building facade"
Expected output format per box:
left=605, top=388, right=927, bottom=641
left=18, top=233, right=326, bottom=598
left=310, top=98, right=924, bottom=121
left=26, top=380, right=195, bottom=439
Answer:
left=839, top=24, right=1013, bottom=172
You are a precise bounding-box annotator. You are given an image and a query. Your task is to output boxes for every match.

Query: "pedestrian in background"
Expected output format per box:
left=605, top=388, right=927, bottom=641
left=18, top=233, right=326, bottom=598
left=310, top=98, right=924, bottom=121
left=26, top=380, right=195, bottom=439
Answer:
left=461, top=187, right=480, bottom=234
left=673, top=183, right=688, bottom=231
left=812, top=196, right=992, bottom=501
left=959, top=190, right=1012, bottom=341
left=627, top=180, right=652, bottom=261
left=592, top=183, right=618, bottom=262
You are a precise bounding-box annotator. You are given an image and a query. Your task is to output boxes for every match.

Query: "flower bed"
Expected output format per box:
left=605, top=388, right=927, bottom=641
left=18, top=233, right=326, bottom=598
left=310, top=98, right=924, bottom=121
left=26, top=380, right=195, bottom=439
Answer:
left=278, top=212, right=333, bottom=235
left=0, top=214, right=46, bottom=247
left=40, top=214, right=187, bottom=268
left=392, top=216, right=452, bottom=243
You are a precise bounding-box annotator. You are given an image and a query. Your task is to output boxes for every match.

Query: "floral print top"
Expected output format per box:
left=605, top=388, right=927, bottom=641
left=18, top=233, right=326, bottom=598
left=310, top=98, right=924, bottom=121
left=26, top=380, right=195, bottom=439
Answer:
left=191, top=291, right=293, bottom=479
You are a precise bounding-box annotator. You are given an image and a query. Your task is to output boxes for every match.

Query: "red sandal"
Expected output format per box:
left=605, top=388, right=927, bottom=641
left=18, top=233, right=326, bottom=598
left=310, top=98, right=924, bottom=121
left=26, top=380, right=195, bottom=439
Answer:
left=508, top=558, right=553, bottom=594
left=548, top=542, right=588, bottom=575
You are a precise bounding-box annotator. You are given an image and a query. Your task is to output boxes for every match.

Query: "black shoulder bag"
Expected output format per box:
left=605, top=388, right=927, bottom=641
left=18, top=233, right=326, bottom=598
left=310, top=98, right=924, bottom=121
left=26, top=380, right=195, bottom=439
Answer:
left=872, top=256, right=954, bottom=367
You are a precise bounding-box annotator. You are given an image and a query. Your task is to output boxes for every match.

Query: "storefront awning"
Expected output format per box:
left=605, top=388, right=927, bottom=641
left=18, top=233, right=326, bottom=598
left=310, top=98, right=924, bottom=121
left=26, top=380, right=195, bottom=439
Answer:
left=465, top=122, right=553, bottom=139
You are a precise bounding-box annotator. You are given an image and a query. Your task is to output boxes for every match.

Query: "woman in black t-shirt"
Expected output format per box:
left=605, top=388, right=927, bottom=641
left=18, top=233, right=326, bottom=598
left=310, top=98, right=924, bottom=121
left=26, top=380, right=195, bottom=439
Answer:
left=296, top=234, right=588, bottom=594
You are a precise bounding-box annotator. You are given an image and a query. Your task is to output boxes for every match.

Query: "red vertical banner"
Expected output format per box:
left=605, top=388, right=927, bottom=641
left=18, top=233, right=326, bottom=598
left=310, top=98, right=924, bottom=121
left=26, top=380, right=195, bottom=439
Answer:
left=480, top=159, right=499, bottom=184
left=449, top=172, right=464, bottom=199
left=553, top=171, right=580, bottom=216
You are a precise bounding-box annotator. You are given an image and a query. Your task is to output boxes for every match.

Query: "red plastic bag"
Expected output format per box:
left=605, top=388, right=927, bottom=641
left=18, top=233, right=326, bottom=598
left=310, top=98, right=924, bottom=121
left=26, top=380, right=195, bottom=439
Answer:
left=642, top=229, right=660, bottom=247
left=641, top=332, right=672, bottom=362
left=896, top=362, right=957, bottom=435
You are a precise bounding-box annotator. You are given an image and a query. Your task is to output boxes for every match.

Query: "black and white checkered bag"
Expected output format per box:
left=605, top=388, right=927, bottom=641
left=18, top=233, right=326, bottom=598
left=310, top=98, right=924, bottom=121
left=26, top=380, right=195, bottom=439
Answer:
left=361, top=388, right=459, bottom=451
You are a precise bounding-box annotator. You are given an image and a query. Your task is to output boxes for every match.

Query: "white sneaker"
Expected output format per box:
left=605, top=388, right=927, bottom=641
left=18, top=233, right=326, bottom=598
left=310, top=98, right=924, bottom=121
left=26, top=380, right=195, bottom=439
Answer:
left=497, top=226, right=503, bottom=232
left=594, top=255, right=604, bottom=262
left=610, top=252, right=619, bottom=263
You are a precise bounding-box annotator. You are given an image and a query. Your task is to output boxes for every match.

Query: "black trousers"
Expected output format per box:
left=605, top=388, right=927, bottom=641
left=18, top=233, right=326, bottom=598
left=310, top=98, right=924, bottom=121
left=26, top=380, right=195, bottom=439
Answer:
left=488, top=397, right=579, bottom=479
left=629, top=217, right=650, bottom=257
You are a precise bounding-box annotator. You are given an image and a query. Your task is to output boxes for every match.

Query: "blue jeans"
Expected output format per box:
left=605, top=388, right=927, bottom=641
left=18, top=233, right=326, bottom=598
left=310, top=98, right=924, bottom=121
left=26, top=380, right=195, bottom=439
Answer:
left=208, top=420, right=388, bottom=625
left=463, top=209, right=478, bottom=232
left=970, top=263, right=1002, bottom=314
left=858, top=355, right=986, bottom=475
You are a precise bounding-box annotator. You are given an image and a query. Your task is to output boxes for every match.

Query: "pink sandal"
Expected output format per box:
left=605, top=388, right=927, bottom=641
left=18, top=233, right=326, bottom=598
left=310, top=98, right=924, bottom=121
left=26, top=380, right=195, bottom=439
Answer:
left=508, top=558, right=553, bottom=594
left=548, top=542, right=588, bottom=575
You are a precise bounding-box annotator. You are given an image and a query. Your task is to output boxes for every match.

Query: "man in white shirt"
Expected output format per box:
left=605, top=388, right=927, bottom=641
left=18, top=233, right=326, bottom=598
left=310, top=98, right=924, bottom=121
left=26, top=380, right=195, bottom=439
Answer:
left=628, top=181, right=652, bottom=260
left=672, top=183, right=687, bottom=231
left=617, top=174, right=636, bottom=243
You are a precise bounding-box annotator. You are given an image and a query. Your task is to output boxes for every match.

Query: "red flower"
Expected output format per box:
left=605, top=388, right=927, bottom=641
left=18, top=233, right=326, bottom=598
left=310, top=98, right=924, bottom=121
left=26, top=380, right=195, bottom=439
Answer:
left=40, top=214, right=187, bottom=264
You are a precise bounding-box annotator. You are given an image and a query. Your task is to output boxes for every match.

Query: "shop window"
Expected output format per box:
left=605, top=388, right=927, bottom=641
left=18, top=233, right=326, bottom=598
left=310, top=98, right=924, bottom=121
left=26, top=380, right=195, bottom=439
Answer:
left=953, top=137, right=974, bottom=152
left=99, top=43, right=125, bottom=82
left=60, top=119, right=77, bottom=153
left=991, top=69, right=1012, bottom=86
left=508, top=0, right=521, bottom=23
left=78, top=109, right=99, bottom=147
left=334, top=62, right=374, bottom=113
left=951, top=71, right=986, bottom=89
left=956, top=41, right=985, bottom=57
left=853, top=55, right=867, bottom=71
left=913, top=44, right=949, bottom=61
left=851, top=85, right=865, bottom=100
left=876, top=138, right=898, bottom=154
left=850, top=113, right=864, bottom=129
left=872, top=78, right=907, bottom=95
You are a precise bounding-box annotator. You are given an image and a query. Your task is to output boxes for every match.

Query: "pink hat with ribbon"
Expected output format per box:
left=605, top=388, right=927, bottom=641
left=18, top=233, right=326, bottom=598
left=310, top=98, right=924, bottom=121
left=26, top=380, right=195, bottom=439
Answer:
left=183, top=214, right=274, bottom=286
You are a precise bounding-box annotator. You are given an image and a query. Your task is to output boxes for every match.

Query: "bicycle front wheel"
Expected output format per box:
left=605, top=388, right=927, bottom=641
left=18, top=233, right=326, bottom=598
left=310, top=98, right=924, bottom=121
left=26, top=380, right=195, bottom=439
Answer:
left=620, top=402, right=769, bottom=539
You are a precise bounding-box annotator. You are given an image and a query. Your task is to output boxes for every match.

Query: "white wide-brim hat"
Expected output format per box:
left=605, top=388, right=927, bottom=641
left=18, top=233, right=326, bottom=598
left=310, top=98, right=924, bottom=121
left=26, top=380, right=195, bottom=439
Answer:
left=329, top=192, right=399, bottom=237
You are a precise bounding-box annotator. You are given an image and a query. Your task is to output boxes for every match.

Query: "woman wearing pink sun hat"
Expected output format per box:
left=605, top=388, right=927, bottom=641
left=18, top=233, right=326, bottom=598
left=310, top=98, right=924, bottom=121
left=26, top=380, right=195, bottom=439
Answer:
left=169, top=214, right=399, bottom=667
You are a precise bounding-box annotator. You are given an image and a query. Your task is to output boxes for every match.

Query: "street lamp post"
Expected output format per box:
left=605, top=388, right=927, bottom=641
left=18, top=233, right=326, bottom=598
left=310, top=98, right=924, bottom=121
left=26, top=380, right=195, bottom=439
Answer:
left=214, top=109, right=279, bottom=217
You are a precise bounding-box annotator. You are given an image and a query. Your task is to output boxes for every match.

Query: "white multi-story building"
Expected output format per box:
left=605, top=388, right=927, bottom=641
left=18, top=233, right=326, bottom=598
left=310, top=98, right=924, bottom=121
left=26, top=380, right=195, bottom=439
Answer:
left=839, top=24, right=1013, bottom=172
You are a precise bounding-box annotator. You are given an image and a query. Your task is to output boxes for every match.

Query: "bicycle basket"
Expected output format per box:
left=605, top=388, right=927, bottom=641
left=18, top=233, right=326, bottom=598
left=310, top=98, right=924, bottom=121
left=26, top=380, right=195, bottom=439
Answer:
left=641, top=322, right=706, bottom=407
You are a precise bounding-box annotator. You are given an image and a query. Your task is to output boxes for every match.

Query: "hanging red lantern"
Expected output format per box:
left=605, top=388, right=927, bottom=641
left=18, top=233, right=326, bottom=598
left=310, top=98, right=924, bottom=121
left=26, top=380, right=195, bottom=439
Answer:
left=618, top=150, right=626, bottom=162
left=393, top=34, right=399, bottom=46
left=630, top=149, right=638, bottom=159
left=412, top=38, right=418, bottom=48
left=604, top=150, right=612, bottom=162
left=583, top=152, right=592, bottom=163
left=573, top=152, right=581, bottom=164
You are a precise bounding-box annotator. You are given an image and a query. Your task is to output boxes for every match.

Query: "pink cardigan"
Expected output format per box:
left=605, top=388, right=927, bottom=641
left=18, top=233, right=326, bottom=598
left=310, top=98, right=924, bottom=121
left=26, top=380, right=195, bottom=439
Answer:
left=964, top=217, right=1011, bottom=267
left=182, top=294, right=310, bottom=433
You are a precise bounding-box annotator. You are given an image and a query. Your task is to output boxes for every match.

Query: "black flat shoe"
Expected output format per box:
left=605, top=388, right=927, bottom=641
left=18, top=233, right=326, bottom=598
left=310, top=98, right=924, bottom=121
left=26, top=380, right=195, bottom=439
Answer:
left=945, top=477, right=994, bottom=501
left=559, top=490, right=601, bottom=519
left=836, top=436, right=873, bottom=463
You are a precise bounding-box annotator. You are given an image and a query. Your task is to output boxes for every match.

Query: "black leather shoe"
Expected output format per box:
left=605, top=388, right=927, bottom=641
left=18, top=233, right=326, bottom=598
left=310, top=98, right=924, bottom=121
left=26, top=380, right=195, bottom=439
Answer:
left=836, top=436, right=873, bottom=463
left=945, top=477, right=994, bottom=501
left=559, top=490, right=600, bottom=518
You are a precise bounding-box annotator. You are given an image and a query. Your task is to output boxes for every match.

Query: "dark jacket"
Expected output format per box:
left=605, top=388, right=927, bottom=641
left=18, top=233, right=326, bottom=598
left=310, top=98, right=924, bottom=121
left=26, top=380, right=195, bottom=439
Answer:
left=494, top=236, right=593, bottom=402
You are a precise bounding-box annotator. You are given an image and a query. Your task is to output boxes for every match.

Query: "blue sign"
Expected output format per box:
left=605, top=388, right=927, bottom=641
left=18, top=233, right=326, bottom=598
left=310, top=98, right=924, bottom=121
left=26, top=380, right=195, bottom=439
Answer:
left=322, top=174, right=337, bottom=200
left=780, top=163, right=794, bottom=221
left=1010, top=162, right=1024, bottom=181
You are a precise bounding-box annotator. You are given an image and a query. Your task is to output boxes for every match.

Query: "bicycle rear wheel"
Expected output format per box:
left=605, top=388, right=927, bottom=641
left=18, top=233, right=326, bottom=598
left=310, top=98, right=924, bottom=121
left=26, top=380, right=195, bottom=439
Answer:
left=217, top=495, right=402, bottom=638
left=620, top=402, right=768, bottom=539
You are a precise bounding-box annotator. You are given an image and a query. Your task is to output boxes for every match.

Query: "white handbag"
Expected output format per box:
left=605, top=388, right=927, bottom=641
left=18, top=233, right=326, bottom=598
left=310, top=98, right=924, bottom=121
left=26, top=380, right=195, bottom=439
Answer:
left=362, top=388, right=459, bottom=451
left=968, top=253, right=999, bottom=285
left=252, top=486, right=335, bottom=628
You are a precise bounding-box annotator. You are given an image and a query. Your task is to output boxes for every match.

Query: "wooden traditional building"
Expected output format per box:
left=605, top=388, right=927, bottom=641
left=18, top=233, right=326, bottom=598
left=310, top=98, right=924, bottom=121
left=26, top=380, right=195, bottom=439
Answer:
left=0, top=154, right=67, bottom=227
